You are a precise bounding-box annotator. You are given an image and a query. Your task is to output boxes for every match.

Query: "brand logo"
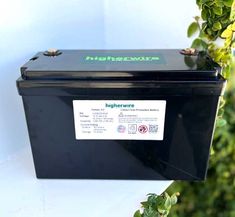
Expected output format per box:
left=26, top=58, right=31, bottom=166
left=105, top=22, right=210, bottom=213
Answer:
left=105, top=103, right=134, bottom=109
left=84, top=55, right=160, bottom=62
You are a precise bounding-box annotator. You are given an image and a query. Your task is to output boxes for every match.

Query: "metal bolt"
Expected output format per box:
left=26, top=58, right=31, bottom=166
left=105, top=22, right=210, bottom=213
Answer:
left=180, top=48, right=198, bottom=56
left=43, top=49, right=62, bottom=56
left=47, top=48, right=58, bottom=55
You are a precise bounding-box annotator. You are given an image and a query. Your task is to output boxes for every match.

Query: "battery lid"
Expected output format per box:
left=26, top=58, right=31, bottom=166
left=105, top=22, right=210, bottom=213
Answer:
left=21, top=49, right=220, bottom=80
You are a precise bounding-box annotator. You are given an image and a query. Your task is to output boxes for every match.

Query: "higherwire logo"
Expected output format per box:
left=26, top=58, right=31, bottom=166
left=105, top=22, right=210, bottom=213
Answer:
left=85, top=55, right=160, bottom=62
left=105, top=103, right=134, bottom=109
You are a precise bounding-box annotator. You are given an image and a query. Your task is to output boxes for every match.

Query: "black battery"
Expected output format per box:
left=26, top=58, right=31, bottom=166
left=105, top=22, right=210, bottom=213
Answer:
left=17, top=49, right=226, bottom=180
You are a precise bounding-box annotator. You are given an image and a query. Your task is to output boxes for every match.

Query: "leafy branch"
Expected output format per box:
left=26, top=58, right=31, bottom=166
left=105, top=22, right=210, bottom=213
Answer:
left=187, top=0, right=235, bottom=78
left=134, top=192, right=180, bottom=217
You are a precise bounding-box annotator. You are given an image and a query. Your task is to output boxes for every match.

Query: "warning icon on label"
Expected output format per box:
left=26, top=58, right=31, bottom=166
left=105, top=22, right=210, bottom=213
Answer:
left=117, top=125, right=126, bottom=133
left=138, top=125, right=148, bottom=134
left=128, top=124, right=137, bottom=134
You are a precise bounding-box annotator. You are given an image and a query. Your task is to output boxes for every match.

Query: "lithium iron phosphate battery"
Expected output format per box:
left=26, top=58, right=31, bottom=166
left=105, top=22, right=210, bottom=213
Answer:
left=17, top=49, right=226, bottom=180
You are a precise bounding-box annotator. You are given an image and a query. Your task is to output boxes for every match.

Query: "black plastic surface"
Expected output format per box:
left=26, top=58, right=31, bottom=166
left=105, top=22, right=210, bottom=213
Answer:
left=21, top=90, right=220, bottom=180
left=17, top=49, right=227, bottom=180
left=21, top=50, right=220, bottom=80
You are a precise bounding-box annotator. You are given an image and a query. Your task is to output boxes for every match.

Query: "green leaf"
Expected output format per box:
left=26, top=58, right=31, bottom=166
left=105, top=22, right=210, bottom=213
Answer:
left=210, top=146, right=215, bottom=155
left=196, top=0, right=201, bottom=7
left=184, top=56, right=196, bottom=68
left=221, top=29, right=233, bottom=38
left=215, top=0, right=224, bottom=7
left=212, top=22, right=222, bottom=31
left=141, top=201, right=149, bottom=208
left=134, top=210, right=142, bottom=217
left=224, top=0, right=233, bottom=7
left=164, top=197, right=171, bottom=209
left=164, top=192, right=170, bottom=198
left=200, top=40, right=209, bottom=49
left=155, top=197, right=165, bottom=207
left=147, top=194, right=157, bottom=206
left=201, top=9, right=208, bottom=20
left=143, top=207, right=157, bottom=217
left=191, top=38, right=208, bottom=50
left=194, top=16, right=200, bottom=22
left=206, top=28, right=213, bottom=36
left=232, top=22, right=235, bottom=31
left=157, top=207, right=167, bottom=215
left=216, top=118, right=227, bottom=127
left=170, top=195, right=178, bottom=205
left=213, top=6, right=223, bottom=15
left=230, top=0, right=235, bottom=20
left=191, top=38, right=201, bottom=49
left=187, top=22, right=199, bottom=38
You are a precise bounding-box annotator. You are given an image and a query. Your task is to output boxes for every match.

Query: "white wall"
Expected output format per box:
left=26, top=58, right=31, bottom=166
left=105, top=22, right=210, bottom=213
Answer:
left=0, top=0, right=198, bottom=161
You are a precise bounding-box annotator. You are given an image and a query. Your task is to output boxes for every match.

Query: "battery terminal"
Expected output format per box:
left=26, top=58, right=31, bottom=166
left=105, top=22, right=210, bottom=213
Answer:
left=180, top=48, right=198, bottom=56
left=43, top=49, right=62, bottom=57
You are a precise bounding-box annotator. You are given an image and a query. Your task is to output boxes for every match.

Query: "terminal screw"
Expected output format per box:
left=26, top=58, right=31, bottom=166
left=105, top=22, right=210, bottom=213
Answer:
left=180, top=48, right=198, bottom=56
left=43, top=49, right=62, bottom=56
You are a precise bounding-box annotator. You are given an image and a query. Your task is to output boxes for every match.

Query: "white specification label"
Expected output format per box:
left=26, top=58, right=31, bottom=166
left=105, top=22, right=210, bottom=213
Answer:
left=73, top=100, right=166, bottom=140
